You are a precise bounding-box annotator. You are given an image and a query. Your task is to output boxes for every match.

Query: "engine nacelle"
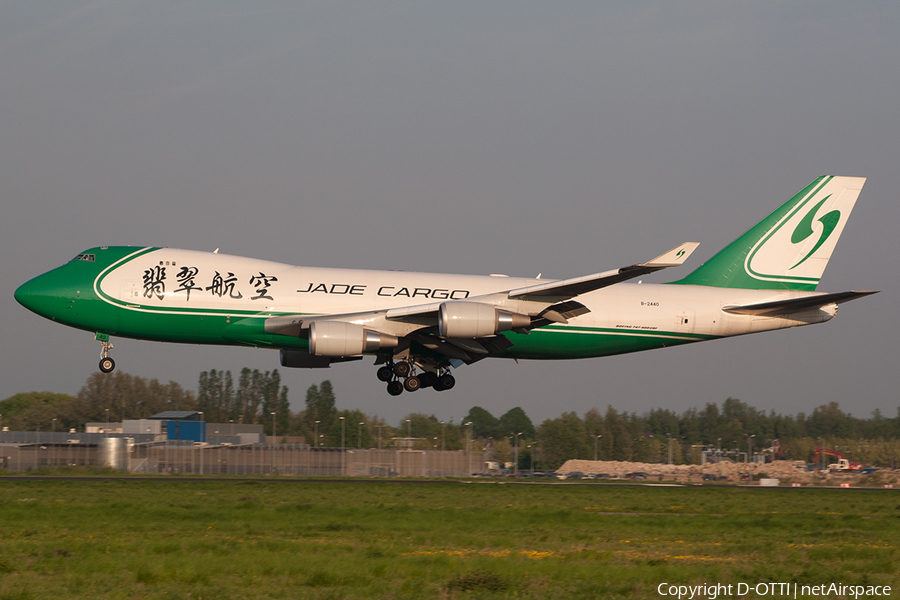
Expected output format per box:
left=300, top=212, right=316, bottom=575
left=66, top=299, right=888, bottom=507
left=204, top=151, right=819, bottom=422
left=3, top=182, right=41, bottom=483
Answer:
left=438, top=302, right=531, bottom=339
left=308, top=321, right=399, bottom=357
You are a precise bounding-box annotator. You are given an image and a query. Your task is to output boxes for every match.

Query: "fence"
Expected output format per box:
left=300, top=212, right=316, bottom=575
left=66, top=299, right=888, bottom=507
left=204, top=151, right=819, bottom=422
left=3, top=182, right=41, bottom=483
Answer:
left=0, top=440, right=486, bottom=478
left=0, top=443, right=95, bottom=472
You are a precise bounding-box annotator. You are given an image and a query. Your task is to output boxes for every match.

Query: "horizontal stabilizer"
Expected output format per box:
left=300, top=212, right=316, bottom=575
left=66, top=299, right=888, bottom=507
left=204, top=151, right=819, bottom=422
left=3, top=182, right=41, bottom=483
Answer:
left=722, top=290, right=878, bottom=316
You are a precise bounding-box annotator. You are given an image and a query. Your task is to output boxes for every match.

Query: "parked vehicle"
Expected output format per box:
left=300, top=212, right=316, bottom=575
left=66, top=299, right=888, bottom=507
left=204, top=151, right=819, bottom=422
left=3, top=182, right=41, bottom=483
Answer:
left=814, top=447, right=864, bottom=472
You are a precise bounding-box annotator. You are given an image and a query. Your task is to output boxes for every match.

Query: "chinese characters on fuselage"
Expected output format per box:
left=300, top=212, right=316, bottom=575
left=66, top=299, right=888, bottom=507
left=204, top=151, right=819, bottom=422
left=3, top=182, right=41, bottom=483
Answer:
left=141, top=265, right=277, bottom=302
left=174, top=267, right=202, bottom=300
left=249, top=273, right=278, bottom=301
left=142, top=266, right=166, bottom=300
left=207, top=271, right=242, bottom=299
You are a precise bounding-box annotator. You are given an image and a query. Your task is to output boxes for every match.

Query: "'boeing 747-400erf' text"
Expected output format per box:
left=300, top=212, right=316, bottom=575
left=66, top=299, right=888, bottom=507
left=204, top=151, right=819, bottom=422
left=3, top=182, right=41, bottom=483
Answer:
left=16, top=176, right=877, bottom=395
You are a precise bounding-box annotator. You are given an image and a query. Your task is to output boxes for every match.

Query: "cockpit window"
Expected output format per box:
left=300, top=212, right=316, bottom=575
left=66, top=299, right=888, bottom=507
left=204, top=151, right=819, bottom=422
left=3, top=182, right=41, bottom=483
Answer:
left=70, top=254, right=96, bottom=262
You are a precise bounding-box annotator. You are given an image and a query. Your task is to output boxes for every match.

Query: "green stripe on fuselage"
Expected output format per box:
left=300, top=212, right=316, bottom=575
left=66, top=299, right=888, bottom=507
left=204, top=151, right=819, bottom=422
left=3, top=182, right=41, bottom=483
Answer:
left=498, top=326, right=714, bottom=360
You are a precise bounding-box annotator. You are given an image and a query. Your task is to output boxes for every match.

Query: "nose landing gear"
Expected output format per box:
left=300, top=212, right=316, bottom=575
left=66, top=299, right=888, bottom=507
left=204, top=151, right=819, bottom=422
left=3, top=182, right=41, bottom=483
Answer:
left=96, top=333, right=116, bottom=373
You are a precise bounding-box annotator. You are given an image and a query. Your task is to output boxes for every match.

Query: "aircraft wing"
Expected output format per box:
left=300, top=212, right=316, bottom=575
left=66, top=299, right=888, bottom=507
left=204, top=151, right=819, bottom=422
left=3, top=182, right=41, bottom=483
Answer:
left=722, top=290, right=878, bottom=316
left=265, top=242, right=699, bottom=363
left=381, top=241, right=700, bottom=322
left=507, top=242, right=699, bottom=300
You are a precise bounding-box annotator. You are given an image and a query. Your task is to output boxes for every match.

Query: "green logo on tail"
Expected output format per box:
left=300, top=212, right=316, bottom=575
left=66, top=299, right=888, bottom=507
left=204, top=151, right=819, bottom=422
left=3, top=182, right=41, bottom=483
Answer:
left=789, top=195, right=840, bottom=270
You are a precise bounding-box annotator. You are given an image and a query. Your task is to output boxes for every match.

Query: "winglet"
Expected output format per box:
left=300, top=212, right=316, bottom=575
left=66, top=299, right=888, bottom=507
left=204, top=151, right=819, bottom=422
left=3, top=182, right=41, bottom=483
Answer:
left=644, top=242, right=700, bottom=267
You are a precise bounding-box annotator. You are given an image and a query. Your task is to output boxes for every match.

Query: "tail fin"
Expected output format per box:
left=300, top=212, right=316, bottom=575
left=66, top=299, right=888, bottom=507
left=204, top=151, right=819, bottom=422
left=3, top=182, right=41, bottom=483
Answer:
left=672, top=176, right=865, bottom=291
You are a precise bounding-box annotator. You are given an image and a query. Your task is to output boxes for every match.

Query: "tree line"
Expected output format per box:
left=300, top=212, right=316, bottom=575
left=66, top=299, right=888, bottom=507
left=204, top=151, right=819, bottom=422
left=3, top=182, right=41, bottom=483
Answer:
left=2, top=369, right=899, bottom=469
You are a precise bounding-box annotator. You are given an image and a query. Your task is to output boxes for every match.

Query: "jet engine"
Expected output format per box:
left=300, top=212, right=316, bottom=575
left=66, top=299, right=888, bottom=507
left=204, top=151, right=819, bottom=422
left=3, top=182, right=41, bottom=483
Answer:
left=308, top=321, right=399, bottom=356
left=438, top=301, right=530, bottom=339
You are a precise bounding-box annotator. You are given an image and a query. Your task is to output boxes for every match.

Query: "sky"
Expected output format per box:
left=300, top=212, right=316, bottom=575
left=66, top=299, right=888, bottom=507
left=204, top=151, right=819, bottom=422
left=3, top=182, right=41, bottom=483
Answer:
left=2, top=2, right=898, bottom=427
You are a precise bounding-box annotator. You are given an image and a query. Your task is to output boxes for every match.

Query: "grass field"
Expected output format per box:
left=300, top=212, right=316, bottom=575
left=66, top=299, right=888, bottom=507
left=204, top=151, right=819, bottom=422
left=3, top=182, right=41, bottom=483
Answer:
left=0, top=477, right=897, bottom=599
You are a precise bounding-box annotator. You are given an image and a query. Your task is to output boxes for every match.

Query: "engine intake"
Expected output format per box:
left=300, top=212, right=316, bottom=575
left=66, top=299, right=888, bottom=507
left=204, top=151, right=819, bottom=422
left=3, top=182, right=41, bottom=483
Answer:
left=308, top=321, right=399, bottom=357
left=438, top=302, right=531, bottom=339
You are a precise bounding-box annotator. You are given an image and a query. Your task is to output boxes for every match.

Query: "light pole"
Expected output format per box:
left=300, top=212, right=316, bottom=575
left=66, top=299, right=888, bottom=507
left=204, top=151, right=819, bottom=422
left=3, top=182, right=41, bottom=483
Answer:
left=593, top=434, right=602, bottom=462
left=465, top=422, right=473, bottom=455
left=339, top=416, right=346, bottom=473
left=440, top=421, right=445, bottom=452
left=105, top=408, right=110, bottom=437
left=514, top=432, right=523, bottom=475
left=314, top=420, right=320, bottom=447
left=358, top=422, right=364, bottom=449
left=527, top=443, right=534, bottom=474
left=405, top=419, right=411, bottom=447
left=198, top=412, right=205, bottom=475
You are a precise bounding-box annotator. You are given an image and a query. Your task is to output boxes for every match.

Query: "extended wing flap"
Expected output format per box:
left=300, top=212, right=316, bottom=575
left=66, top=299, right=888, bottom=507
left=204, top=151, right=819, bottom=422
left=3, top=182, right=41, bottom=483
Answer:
left=723, top=290, right=878, bottom=316
left=509, top=242, right=699, bottom=300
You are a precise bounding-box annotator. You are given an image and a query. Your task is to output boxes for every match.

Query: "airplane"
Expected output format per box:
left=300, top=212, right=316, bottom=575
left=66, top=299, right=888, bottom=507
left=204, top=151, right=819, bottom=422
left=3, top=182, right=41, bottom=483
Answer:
left=15, top=175, right=877, bottom=396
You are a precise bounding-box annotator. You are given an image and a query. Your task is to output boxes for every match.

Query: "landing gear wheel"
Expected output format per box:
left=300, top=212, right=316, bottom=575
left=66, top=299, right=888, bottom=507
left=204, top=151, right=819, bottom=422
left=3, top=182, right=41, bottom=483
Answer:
left=376, top=366, right=394, bottom=382
left=387, top=381, right=404, bottom=396
left=436, top=373, right=455, bottom=391
left=97, top=337, right=115, bottom=373
left=393, top=361, right=411, bottom=378
left=404, top=375, right=421, bottom=392
left=419, top=372, right=438, bottom=389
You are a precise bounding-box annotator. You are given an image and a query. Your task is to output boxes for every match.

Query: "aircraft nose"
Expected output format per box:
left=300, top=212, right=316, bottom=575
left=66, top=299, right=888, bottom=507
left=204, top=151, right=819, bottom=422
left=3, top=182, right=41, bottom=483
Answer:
left=15, top=271, right=73, bottom=318
left=15, top=277, right=42, bottom=312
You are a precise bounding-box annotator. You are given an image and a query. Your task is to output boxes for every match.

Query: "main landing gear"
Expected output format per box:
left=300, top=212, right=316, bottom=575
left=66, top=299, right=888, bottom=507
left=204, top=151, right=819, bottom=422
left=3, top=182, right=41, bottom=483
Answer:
left=96, top=333, right=116, bottom=373
left=377, top=360, right=455, bottom=396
